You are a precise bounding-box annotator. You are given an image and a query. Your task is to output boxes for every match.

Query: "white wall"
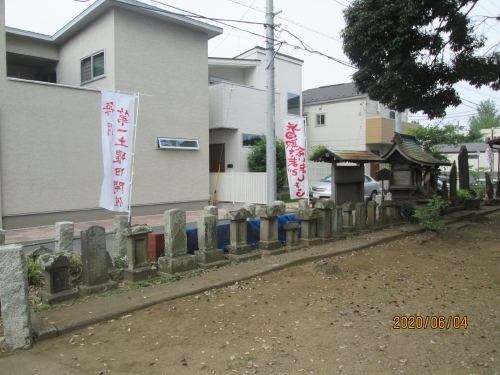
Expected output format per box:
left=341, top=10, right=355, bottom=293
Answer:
left=6, top=33, right=59, bottom=60
left=304, top=98, right=367, bottom=150
left=58, top=8, right=115, bottom=89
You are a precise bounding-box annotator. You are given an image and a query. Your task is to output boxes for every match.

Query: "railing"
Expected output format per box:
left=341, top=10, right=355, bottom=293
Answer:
left=209, top=173, right=267, bottom=204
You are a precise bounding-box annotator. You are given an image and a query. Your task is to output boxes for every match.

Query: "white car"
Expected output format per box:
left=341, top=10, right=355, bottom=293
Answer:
left=309, top=174, right=382, bottom=203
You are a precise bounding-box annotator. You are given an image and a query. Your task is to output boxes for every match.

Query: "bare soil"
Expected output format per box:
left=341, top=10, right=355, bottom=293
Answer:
left=2, top=212, right=500, bottom=374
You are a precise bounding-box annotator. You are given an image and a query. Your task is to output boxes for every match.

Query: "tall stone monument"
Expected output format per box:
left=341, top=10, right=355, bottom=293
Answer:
left=458, top=145, right=470, bottom=191
left=157, top=209, right=197, bottom=276
left=195, top=214, right=230, bottom=268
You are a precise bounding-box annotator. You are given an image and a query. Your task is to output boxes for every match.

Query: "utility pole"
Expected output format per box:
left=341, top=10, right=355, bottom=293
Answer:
left=395, top=111, right=402, bottom=133
left=265, top=0, right=277, bottom=205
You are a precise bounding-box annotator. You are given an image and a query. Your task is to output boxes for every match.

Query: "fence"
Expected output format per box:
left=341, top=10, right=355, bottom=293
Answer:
left=210, top=172, right=267, bottom=204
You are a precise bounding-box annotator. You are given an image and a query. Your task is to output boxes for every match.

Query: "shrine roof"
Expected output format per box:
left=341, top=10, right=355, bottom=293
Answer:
left=310, top=149, right=384, bottom=163
left=382, top=133, right=451, bottom=166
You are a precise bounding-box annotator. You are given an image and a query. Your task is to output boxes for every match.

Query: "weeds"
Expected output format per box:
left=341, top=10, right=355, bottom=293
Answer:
left=413, top=195, right=450, bottom=231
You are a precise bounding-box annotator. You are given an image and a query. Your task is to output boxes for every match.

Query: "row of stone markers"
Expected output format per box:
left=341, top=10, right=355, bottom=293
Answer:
left=0, top=199, right=403, bottom=350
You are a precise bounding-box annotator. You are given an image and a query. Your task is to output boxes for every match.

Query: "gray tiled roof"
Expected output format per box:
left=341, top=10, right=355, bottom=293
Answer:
left=382, top=133, right=451, bottom=166
left=302, top=82, right=364, bottom=104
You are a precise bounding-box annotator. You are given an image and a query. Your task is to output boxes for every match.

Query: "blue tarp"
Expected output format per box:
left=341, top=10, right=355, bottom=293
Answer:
left=185, top=213, right=301, bottom=255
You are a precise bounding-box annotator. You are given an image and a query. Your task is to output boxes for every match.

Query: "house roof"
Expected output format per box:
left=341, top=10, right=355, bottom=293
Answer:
left=382, top=133, right=451, bottom=166
left=234, top=46, right=304, bottom=65
left=302, top=82, right=365, bottom=104
left=437, top=143, right=490, bottom=153
left=6, top=0, right=223, bottom=44
left=311, top=149, right=384, bottom=164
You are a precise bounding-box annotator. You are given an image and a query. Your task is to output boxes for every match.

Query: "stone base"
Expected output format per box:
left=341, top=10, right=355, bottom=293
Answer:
left=78, top=280, right=118, bottom=296
left=157, top=254, right=197, bottom=276
left=123, top=267, right=158, bottom=284
left=260, top=247, right=288, bottom=258
left=197, top=259, right=231, bottom=270
left=39, top=288, right=80, bottom=305
left=299, top=238, right=323, bottom=247
left=195, top=249, right=226, bottom=263
left=228, top=251, right=261, bottom=262
left=31, top=314, right=58, bottom=341
left=330, top=234, right=347, bottom=240
left=342, top=226, right=356, bottom=233
left=257, top=240, right=282, bottom=250
left=285, top=244, right=306, bottom=252
left=465, top=198, right=482, bottom=210
left=227, top=244, right=252, bottom=256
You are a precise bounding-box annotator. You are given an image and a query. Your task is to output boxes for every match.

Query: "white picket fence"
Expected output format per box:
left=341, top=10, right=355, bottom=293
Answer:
left=209, top=172, right=267, bottom=204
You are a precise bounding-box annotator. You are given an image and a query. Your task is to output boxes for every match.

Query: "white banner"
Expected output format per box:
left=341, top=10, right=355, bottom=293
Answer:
left=99, top=91, right=136, bottom=212
left=284, top=118, right=308, bottom=199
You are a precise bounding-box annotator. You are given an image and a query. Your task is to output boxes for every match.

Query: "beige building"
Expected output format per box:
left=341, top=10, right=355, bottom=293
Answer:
left=0, top=0, right=222, bottom=229
left=302, top=82, right=419, bottom=180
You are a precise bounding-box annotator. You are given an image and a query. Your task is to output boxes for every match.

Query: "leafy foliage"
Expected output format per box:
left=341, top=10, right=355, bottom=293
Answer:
left=413, top=196, right=450, bottom=231
left=468, top=99, right=500, bottom=141
left=309, top=144, right=328, bottom=160
left=342, top=0, right=500, bottom=119
left=247, top=136, right=287, bottom=194
left=399, top=202, right=416, bottom=222
left=457, top=189, right=470, bottom=199
left=408, top=124, right=468, bottom=161
left=27, top=255, right=44, bottom=287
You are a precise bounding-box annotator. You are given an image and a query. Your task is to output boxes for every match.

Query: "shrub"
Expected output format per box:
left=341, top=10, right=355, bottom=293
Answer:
left=309, top=144, right=328, bottom=160
left=113, top=254, right=128, bottom=269
left=69, top=253, right=83, bottom=283
left=457, top=189, right=469, bottom=199
left=399, top=202, right=416, bottom=222
left=26, top=255, right=44, bottom=287
left=413, top=195, right=450, bottom=231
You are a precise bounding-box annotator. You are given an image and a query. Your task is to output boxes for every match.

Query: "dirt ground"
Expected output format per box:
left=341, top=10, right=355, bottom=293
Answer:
left=2, top=212, right=500, bottom=375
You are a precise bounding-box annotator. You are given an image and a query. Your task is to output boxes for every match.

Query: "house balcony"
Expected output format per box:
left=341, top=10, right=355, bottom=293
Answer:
left=366, top=117, right=419, bottom=145
left=208, top=82, right=280, bottom=131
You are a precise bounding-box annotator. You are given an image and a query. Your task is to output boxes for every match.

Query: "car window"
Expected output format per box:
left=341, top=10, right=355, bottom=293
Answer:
left=321, top=175, right=331, bottom=182
left=364, top=176, right=371, bottom=183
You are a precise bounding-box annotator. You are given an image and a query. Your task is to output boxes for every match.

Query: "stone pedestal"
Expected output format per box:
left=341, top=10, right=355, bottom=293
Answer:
left=366, top=201, right=378, bottom=228
left=283, top=221, right=302, bottom=250
left=380, top=201, right=398, bottom=226
left=354, top=202, right=367, bottom=231
left=0, top=244, right=33, bottom=349
left=226, top=209, right=260, bottom=261
left=38, top=252, right=79, bottom=304
left=204, top=206, right=219, bottom=224
left=331, top=207, right=343, bottom=236
left=158, top=209, right=197, bottom=276
left=113, top=215, right=128, bottom=258
left=296, top=208, right=323, bottom=246
left=122, top=225, right=157, bottom=283
left=195, top=214, right=230, bottom=269
left=342, top=202, right=356, bottom=233
left=315, top=200, right=334, bottom=240
left=55, top=221, right=74, bottom=253
left=257, top=205, right=285, bottom=256
left=79, top=226, right=117, bottom=295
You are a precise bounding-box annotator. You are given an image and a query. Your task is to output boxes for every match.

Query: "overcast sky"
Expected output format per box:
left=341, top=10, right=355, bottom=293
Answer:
left=5, top=0, right=500, bottom=128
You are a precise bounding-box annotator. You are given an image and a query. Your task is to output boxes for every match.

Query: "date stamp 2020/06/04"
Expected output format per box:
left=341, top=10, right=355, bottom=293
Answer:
left=393, top=315, right=468, bottom=329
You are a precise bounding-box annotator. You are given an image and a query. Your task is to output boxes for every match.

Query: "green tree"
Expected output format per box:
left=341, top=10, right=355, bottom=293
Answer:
left=468, top=99, right=500, bottom=141
left=408, top=123, right=467, bottom=161
left=342, top=0, right=500, bottom=119
left=247, top=136, right=287, bottom=194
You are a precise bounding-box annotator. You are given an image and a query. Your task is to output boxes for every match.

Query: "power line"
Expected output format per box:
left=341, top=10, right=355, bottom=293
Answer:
left=228, top=0, right=343, bottom=43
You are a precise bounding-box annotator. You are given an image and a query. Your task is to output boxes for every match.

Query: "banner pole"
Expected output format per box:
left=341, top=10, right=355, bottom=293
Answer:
left=127, top=93, right=140, bottom=226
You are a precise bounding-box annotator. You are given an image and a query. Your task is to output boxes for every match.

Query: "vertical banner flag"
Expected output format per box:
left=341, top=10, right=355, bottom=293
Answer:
left=486, top=147, right=493, bottom=171
left=284, top=118, right=308, bottom=198
left=100, top=91, right=136, bottom=212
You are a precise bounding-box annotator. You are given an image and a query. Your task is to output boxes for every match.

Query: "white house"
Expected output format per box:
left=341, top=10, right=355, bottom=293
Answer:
left=0, top=0, right=222, bottom=229
left=208, top=47, right=303, bottom=173
left=302, top=82, right=419, bottom=181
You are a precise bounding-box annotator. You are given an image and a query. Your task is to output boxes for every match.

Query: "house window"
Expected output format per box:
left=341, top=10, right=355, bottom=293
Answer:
left=287, top=93, right=300, bottom=116
left=81, top=51, right=105, bottom=83
left=316, top=114, right=325, bottom=126
left=389, top=111, right=395, bottom=119
left=242, top=134, right=263, bottom=147
left=157, top=137, right=199, bottom=150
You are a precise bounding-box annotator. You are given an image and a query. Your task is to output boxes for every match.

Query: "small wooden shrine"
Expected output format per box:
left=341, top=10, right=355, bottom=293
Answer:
left=381, top=133, right=451, bottom=200
left=311, top=149, right=384, bottom=205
